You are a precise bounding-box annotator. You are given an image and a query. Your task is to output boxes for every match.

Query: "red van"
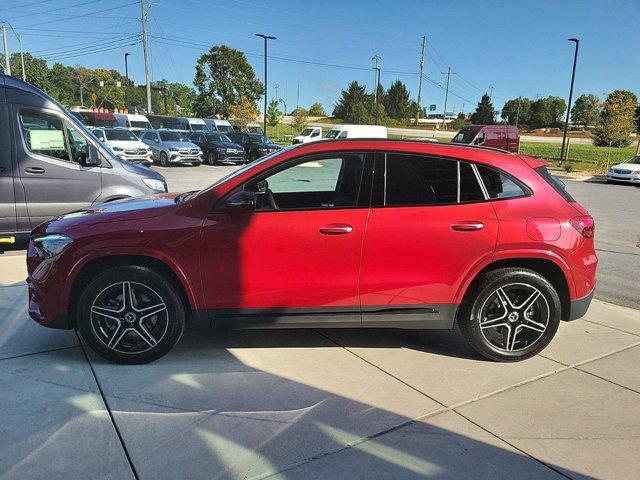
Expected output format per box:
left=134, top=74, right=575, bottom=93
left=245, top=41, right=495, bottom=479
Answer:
left=453, top=125, right=520, bottom=153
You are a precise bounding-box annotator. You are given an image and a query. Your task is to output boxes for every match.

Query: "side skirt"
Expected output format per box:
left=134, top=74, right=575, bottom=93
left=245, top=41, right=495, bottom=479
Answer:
left=205, top=304, right=458, bottom=330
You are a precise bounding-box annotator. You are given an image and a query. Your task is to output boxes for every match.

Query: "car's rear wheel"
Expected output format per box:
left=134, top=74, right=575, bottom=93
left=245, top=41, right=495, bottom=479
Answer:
left=207, top=151, right=218, bottom=165
left=160, top=151, right=169, bottom=167
left=76, top=266, right=185, bottom=364
left=458, top=268, right=561, bottom=362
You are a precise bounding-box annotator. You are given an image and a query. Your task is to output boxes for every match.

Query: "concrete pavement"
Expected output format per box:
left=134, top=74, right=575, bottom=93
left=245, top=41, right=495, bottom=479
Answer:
left=1, top=252, right=640, bottom=479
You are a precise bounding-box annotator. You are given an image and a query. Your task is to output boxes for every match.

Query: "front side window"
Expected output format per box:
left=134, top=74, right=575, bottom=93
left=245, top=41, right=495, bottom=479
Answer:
left=92, top=129, right=105, bottom=142
left=65, top=121, right=90, bottom=164
left=20, top=111, right=71, bottom=162
left=246, top=154, right=365, bottom=211
left=476, top=164, right=527, bottom=199
left=160, top=131, right=187, bottom=142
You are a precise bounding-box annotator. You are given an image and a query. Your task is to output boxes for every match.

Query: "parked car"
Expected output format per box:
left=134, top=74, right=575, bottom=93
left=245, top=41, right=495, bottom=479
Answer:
left=0, top=74, right=167, bottom=251
left=26, top=138, right=597, bottom=364
left=113, top=113, right=152, bottom=133
left=188, top=131, right=246, bottom=165
left=139, top=129, right=202, bottom=166
left=147, top=115, right=188, bottom=131
left=70, top=110, right=119, bottom=128
left=324, top=124, right=387, bottom=139
left=452, top=125, right=520, bottom=153
left=186, top=118, right=209, bottom=131
left=292, top=127, right=322, bottom=144
left=606, top=155, right=640, bottom=185
left=91, top=128, right=153, bottom=165
left=226, top=132, right=281, bottom=161
left=203, top=119, right=234, bottom=132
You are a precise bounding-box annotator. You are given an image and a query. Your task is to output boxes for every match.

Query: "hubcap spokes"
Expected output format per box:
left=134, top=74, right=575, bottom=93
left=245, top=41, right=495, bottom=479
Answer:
left=90, top=281, right=168, bottom=354
left=479, top=283, right=549, bottom=352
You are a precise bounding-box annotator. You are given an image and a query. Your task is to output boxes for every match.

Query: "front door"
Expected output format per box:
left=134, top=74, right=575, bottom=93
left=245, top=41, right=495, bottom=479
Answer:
left=13, top=107, right=102, bottom=228
left=199, top=153, right=371, bottom=327
left=359, top=153, right=498, bottom=328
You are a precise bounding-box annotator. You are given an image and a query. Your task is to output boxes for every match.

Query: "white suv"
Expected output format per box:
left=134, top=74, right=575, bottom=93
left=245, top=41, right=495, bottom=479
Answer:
left=606, top=155, right=640, bottom=185
left=92, top=128, right=153, bottom=165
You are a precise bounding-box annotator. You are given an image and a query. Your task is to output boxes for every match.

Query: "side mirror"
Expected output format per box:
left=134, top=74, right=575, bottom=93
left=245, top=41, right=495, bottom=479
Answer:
left=83, top=144, right=102, bottom=167
left=225, top=190, right=255, bottom=212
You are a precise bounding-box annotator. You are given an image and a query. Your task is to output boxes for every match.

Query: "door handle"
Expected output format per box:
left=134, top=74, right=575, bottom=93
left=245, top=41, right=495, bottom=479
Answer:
left=450, top=221, right=484, bottom=231
left=319, top=224, right=353, bottom=235
left=25, top=167, right=45, bottom=174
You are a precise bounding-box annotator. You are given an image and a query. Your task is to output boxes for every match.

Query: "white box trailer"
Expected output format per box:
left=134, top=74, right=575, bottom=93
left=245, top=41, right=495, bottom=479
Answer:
left=323, top=124, right=387, bottom=140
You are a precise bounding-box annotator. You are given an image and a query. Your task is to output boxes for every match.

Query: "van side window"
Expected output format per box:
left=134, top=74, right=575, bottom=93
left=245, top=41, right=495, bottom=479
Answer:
left=64, top=122, right=90, bottom=164
left=475, top=164, right=527, bottom=199
left=338, top=131, right=348, bottom=139
left=20, top=111, right=72, bottom=162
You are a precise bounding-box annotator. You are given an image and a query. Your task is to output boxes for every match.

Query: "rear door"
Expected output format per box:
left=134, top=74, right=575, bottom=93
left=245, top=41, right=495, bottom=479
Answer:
left=359, top=152, right=498, bottom=328
left=13, top=106, right=102, bottom=228
left=0, top=101, right=17, bottom=235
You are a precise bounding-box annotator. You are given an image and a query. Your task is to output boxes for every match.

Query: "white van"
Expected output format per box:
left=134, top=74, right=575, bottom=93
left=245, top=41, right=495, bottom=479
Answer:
left=113, top=113, right=152, bottom=132
left=292, top=126, right=322, bottom=144
left=324, top=124, right=387, bottom=140
left=187, top=118, right=208, bottom=131
left=203, top=118, right=234, bottom=132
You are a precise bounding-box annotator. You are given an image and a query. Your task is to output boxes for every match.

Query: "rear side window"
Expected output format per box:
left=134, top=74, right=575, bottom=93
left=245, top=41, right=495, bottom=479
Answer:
left=475, top=164, right=528, bottom=199
left=385, top=154, right=458, bottom=205
left=534, top=165, right=576, bottom=202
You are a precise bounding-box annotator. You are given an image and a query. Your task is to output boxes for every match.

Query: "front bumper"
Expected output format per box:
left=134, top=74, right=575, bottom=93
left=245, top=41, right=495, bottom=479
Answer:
left=169, top=153, right=202, bottom=163
left=218, top=151, right=246, bottom=162
left=27, top=277, right=71, bottom=329
left=606, top=173, right=640, bottom=183
left=568, top=286, right=595, bottom=321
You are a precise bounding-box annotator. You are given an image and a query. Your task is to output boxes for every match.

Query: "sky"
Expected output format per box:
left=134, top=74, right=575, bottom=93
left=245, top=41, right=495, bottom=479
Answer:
left=3, top=0, right=639, bottom=115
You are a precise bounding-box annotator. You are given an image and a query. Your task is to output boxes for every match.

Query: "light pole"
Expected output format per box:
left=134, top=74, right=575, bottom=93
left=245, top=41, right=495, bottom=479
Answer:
left=255, top=33, right=276, bottom=133
left=124, top=53, right=130, bottom=86
left=560, top=38, right=579, bottom=166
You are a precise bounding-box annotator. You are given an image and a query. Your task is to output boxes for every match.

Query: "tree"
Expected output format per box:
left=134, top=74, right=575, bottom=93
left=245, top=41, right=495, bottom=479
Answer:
left=291, top=107, right=308, bottom=133
left=635, top=105, right=640, bottom=154
left=194, top=45, right=264, bottom=118
left=571, top=94, right=600, bottom=128
left=266, top=99, right=282, bottom=127
left=452, top=112, right=468, bottom=130
left=308, top=102, right=326, bottom=116
left=383, top=80, right=411, bottom=120
left=8, top=53, right=50, bottom=92
left=228, top=95, right=260, bottom=130
left=529, top=96, right=566, bottom=129
left=594, top=90, right=638, bottom=147
left=47, top=62, right=79, bottom=105
left=501, top=97, right=531, bottom=126
left=470, top=93, right=496, bottom=124
left=333, top=81, right=370, bottom=120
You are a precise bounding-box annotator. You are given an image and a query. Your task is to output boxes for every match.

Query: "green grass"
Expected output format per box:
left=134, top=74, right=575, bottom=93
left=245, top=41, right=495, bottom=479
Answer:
left=519, top=142, right=636, bottom=173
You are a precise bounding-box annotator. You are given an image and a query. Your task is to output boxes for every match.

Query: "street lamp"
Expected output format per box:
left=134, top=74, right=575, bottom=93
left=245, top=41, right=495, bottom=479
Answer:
left=255, top=33, right=276, bottom=133
left=124, top=53, right=131, bottom=86
left=560, top=38, right=579, bottom=166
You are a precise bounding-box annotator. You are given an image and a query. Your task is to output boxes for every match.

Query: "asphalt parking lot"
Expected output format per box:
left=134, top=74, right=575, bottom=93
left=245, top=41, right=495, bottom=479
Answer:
left=1, top=165, right=639, bottom=479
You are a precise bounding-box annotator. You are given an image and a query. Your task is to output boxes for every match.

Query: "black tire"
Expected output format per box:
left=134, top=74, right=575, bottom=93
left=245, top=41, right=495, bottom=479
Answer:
left=160, top=151, right=169, bottom=167
left=458, top=268, right=561, bottom=362
left=76, top=265, right=186, bottom=364
left=207, top=151, right=218, bottom=165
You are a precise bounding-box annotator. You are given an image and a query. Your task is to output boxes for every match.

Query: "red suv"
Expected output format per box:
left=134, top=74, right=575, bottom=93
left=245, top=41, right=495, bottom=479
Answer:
left=27, top=140, right=597, bottom=364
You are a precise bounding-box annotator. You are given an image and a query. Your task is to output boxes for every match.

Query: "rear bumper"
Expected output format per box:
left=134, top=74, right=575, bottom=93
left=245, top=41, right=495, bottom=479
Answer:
left=568, top=286, right=595, bottom=321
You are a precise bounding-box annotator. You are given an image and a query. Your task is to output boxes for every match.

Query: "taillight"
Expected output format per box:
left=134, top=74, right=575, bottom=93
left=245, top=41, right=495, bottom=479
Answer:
left=570, top=215, right=595, bottom=238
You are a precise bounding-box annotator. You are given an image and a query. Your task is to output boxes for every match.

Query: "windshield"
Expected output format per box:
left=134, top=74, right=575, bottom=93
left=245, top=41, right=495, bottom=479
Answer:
left=190, top=123, right=208, bottom=131
left=94, top=118, right=118, bottom=127
left=206, top=133, right=232, bottom=142
left=452, top=128, right=480, bottom=144
left=630, top=156, right=640, bottom=164
left=105, top=129, right=138, bottom=141
left=160, top=131, right=188, bottom=142
left=249, top=133, right=271, bottom=143
left=130, top=121, right=151, bottom=129
left=216, top=125, right=233, bottom=132
left=301, top=128, right=313, bottom=136
left=324, top=129, right=340, bottom=139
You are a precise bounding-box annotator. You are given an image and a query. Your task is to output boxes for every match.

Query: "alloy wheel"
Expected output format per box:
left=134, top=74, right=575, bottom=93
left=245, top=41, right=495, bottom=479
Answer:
left=90, top=281, right=169, bottom=354
left=478, top=282, right=550, bottom=352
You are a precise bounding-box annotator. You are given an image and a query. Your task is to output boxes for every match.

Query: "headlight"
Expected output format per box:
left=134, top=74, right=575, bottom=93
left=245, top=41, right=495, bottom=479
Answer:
left=169, top=147, right=179, bottom=152
left=111, top=146, right=124, bottom=152
left=31, top=234, right=73, bottom=259
left=142, top=178, right=167, bottom=192
left=217, top=147, right=226, bottom=152
left=258, top=147, right=267, bottom=152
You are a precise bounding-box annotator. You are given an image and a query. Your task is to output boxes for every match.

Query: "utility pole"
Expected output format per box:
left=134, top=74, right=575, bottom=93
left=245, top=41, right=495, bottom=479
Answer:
left=296, top=83, right=300, bottom=111
left=1, top=24, right=10, bottom=76
left=415, top=36, right=426, bottom=125
left=515, top=99, right=521, bottom=129
left=560, top=38, right=580, bottom=166
left=274, top=84, right=279, bottom=107
left=18, top=34, right=25, bottom=81
left=255, top=33, right=276, bottom=133
left=489, top=85, right=494, bottom=102
left=140, top=0, right=152, bottom=114
left=372, top=54, right=382, bottom=104
left=441, top=68, right=455, bottom=128
left=80, top=83, right=84, bottom=107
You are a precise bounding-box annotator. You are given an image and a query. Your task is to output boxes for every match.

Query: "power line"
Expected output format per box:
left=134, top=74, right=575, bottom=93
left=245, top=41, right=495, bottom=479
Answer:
left=0, top=0, right=51, bottom=13
left=43, top=39, right=141, bottom=61
left=33, top=34, right=140, bottom=55
left=19, top=1, right=137, bottom=28
left=3, top=0, right=101, bottom=21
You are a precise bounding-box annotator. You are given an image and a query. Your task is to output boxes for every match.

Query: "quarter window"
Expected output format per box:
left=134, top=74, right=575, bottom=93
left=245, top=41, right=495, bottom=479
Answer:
left=459, top=162, right=485, bottom=202
left=475, top=164, right=527, bottom=199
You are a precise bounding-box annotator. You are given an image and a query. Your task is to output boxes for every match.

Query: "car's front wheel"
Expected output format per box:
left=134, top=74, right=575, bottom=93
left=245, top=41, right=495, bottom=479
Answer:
left=206, top=151, right=218, bottom=165
left=76, top=265, right=185, bottom=364
left=458, top=268, right=561, bottom=362
left=159, top=151, right=169, bottom=167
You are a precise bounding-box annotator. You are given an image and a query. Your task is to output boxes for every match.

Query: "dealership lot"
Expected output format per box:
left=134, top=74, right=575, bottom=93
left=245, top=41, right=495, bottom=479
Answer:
left=1, top=166, right=639, bottom=479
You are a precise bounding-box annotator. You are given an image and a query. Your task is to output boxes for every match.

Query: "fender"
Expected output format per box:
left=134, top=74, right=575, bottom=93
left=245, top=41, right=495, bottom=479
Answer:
left=61, top=247, right=201, bottom=315
left=454, top=248, right=576, bottom=303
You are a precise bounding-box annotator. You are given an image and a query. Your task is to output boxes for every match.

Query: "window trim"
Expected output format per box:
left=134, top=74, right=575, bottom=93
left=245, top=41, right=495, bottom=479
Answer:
left=214, top=150, right=374, bottom=213
left=373, top=150, right=531, bottom=209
